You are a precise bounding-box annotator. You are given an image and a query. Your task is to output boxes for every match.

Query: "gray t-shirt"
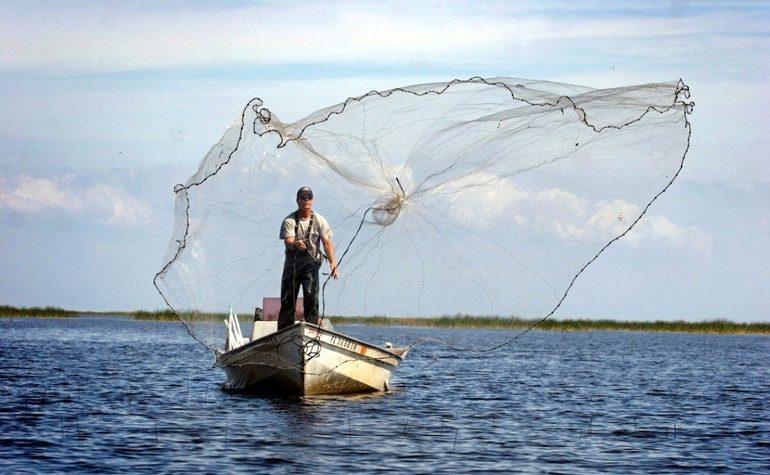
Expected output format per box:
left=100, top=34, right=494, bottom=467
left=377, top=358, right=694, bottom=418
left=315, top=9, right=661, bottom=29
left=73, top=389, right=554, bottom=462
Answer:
left=279, top=212, right=332, bottom=262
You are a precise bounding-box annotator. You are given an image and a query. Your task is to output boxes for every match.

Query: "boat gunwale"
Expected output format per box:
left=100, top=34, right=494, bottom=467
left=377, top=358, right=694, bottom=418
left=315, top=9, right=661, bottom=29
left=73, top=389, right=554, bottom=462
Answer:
left=216, top=321, right=404, bottom=367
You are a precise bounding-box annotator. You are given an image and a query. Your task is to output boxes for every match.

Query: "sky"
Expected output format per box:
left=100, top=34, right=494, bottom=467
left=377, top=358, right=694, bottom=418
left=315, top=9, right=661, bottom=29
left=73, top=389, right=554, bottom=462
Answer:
left=0, top=0, right=767, bottom=322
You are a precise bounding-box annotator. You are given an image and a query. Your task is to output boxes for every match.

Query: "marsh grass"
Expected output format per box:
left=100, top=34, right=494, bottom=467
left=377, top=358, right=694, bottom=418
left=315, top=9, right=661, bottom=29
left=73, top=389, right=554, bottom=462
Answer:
left=329, top=315, right=770, bottom=334
left=131, top=309, right=231, bottom=321
left=3, top=305, right=767, bottom=334
left=1, top=305, right=233, bottom=321
left=0, top=305, right=79, bottom=318
left=131, top=309, right=178, bottom=321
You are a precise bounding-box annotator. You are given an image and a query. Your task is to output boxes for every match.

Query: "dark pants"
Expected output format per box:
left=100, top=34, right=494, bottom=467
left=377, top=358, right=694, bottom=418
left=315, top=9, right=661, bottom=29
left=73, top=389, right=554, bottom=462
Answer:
left=278, top=252, right=321, bottom=330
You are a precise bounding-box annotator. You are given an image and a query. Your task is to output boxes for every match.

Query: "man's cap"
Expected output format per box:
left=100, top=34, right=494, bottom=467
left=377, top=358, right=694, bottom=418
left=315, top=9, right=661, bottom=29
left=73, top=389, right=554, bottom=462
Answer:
left=296, top=186, right=313, bottom=199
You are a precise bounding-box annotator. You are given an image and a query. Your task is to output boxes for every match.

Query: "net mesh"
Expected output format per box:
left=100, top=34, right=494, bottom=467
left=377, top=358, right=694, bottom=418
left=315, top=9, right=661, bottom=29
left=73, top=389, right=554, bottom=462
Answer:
left=154, top=76, right=693, bottom=353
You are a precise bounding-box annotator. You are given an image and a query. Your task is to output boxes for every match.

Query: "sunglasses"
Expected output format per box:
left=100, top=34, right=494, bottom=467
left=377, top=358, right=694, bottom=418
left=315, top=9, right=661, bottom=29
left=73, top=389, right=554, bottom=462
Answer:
left=299, top=195, right=313, bottom=201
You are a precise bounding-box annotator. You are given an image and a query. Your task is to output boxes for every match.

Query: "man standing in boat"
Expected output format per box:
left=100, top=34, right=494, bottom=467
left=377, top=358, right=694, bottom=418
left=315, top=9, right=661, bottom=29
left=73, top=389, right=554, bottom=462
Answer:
left=278, top=186, right=339, bottom=330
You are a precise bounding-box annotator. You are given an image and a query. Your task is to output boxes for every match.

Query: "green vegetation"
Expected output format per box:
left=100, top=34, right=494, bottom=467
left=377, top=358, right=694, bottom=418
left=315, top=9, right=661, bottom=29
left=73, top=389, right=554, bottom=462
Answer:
left=0, top=305, right=223, bottom=322
left=2, top=305, right=768, bottom=334
left=131, top=309, right=231, bottom=321
left=0, top=305, right=79, bottom=318
left=330, top=315, right=770, bottom=334
left=131, top=309, right=178, bottom=321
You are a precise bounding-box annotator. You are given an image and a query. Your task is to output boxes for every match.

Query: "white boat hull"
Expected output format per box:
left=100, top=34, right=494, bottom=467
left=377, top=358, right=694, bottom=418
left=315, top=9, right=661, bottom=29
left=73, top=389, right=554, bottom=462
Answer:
left=216, top=322, right=405, bottom=395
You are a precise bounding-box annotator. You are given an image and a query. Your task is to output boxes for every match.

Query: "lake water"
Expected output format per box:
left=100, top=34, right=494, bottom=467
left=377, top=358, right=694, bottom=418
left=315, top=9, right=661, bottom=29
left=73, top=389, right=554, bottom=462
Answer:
left=0, top=317, right=767, bottom=474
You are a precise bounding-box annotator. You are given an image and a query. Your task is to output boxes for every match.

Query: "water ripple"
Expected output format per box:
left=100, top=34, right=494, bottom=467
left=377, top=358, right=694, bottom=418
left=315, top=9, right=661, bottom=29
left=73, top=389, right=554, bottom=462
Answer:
left=0, top=317, right=767, bottom=474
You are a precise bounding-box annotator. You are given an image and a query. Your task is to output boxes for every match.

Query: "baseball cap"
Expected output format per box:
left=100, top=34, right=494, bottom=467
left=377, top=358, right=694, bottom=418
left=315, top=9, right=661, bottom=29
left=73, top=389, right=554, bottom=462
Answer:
left=296, top=186, right=313, bottom=199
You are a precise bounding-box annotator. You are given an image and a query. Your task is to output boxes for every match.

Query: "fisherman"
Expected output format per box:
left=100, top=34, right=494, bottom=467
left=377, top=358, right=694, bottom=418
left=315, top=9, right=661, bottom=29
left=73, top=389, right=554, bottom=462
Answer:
left=278, top=186, right=339, bottom=330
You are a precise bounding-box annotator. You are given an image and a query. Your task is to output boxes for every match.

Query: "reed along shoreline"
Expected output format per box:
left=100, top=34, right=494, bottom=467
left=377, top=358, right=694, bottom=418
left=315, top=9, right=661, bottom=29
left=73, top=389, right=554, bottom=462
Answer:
left=330, top=315, right=770, bottom=335
left=2, top=305, right=768, bottom=334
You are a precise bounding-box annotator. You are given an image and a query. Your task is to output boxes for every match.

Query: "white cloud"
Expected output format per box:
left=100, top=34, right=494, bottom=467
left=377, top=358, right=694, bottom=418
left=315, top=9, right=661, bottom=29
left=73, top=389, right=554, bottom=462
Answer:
left=0, top=2, right=512, bottom=70
left=442, top=174, right=709, bottom=252
left=585, top=199, right=641, bottom=238
left=0, top=174, right=151, bottom=226
left=439, top=172, right=529, bottom=225
left=525, top=190, right=630, bottom=242
left=85, top=184, right=152, bottom=226
left=536, top=191, right=711, bottom=252
left=0, top=174, right=83, bottom=213
left=626, top=214, right=712, bottom=253
left=1, top=1, right=766, bottom=80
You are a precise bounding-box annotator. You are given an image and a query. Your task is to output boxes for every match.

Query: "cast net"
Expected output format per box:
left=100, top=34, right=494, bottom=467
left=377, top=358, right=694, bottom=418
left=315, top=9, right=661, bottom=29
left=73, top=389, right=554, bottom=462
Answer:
left=154, top=76, right=693, bottom=355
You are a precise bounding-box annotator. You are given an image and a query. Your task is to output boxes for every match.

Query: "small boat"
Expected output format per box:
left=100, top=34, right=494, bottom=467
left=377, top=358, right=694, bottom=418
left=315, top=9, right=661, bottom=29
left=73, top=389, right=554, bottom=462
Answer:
left=216, top=300, right=408, bottom=395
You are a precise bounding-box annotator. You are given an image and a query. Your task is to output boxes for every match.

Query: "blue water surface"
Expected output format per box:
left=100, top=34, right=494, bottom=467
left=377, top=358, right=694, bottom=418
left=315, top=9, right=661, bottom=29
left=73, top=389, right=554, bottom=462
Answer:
left=0, top=317, right=768, bottom=474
